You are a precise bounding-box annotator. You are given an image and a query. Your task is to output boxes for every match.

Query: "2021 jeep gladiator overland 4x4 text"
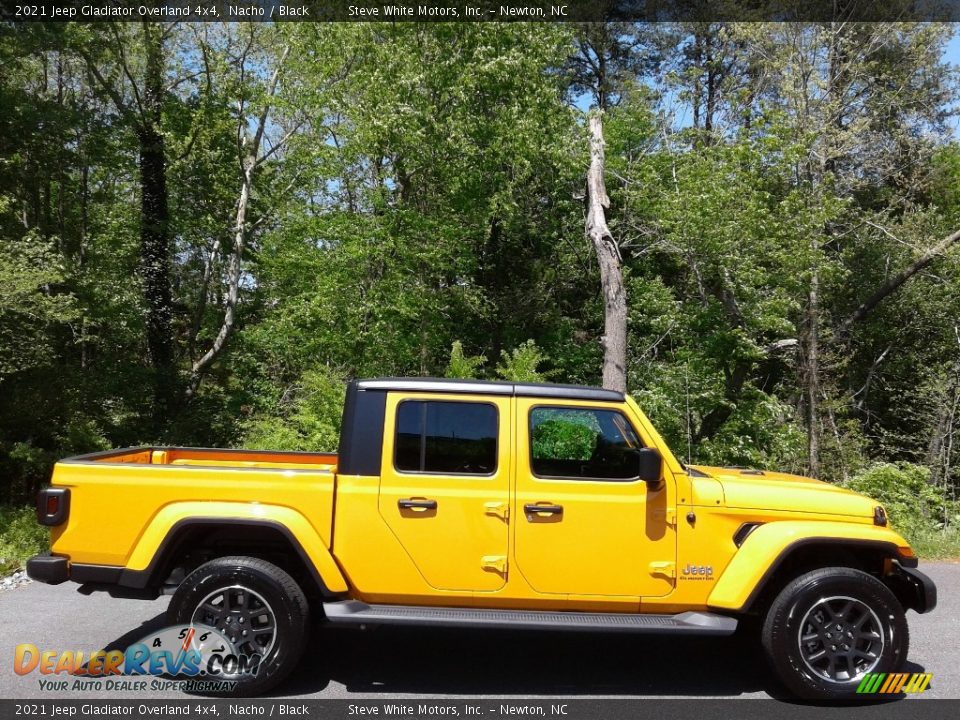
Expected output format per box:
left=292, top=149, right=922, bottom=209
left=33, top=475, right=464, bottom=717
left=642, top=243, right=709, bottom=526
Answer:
left=28, top=378, right=935, bottom=698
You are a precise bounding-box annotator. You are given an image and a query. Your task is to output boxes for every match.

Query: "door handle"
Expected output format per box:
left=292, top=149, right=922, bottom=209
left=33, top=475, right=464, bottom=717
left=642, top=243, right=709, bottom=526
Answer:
left=398, top=498, right=438, bottom=511
left=524, top=503, right=563, bottom=519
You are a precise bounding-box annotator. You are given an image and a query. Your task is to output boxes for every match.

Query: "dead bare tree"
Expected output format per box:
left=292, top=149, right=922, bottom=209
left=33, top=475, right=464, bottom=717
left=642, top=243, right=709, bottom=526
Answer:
left=586, top=113, right=627, bottom=392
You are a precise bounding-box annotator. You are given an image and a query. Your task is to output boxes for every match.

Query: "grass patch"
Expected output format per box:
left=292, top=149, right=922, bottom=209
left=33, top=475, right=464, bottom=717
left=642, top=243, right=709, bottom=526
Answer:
left=901, top=526, right=960, bottom=561
left=0, top=505, right=48, bottom=575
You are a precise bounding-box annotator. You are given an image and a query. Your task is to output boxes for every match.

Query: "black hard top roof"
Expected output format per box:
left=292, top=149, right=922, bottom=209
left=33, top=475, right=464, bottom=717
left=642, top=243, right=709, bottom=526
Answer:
left=354, top=377, right=625, bottom=403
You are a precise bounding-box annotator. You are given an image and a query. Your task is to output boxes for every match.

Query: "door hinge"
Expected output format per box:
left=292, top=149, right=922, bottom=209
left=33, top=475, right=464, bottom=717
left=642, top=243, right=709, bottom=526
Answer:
left=665, top=507, right=677, bottom=526
left=481, top=555, right=508, bottom=574
left=648, top=561, right=676, bottom=579
left=484, top=501, right=509, bottom=521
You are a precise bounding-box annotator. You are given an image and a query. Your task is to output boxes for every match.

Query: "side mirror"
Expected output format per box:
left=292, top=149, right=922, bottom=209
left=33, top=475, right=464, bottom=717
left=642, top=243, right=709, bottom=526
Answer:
left=637, top=448, right=663, bottom=487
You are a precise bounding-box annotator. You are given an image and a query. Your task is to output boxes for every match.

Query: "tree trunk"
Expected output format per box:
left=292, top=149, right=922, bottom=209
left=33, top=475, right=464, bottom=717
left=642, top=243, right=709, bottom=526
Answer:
left=139, top=23, right=175, bottom=430
left=188, top=157, right=252, bottom=394
left=704, top=27, right=716, bottom=135
left=806, top=262, right=821, bottom=478
left=188, top=43, right=291, bottom=396
left=925, top=364, right=960, bottom=487
left=586, top=113, right=627, bottom=393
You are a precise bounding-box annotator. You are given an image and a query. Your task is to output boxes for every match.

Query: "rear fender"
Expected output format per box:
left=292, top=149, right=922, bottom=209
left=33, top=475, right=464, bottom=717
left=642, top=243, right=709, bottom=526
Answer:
left=124, top=501, right=348, bottom=593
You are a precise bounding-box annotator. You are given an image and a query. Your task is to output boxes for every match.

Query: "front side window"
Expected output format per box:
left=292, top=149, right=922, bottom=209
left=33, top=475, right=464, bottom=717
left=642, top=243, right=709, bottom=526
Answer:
left=395, top=400, right=498, bottom=475
left=530, top=407, right=642, bottom=481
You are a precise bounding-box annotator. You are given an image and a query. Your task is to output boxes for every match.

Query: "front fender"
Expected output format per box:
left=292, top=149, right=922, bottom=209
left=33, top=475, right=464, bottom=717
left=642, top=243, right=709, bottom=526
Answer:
left=707, top=521, right=913, bottom=612
left=125, top=501, right=348, bottom=593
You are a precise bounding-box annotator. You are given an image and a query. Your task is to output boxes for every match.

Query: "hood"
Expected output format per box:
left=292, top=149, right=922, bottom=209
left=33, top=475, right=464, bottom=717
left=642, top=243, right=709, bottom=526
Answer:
left=689, top=464, right=881, bottom=520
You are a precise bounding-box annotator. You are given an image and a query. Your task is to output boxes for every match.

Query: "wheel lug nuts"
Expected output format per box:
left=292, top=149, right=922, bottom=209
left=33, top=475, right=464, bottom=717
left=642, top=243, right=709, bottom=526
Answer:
left=835, top=624, right=842, bottom=630
left=242, top=630, right=248, bottom=636
left=831, top=645, right=837, bottom=651
left=239, top=617, right=244, bottom=624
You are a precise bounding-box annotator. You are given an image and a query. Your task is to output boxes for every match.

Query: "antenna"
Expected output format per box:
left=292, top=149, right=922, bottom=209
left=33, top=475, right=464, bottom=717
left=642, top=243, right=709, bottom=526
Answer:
left=685, top=361, right=692, bottom=466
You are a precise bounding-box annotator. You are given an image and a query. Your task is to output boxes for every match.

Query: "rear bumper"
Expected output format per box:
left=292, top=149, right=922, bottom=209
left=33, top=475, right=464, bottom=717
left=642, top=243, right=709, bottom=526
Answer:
left=26, top=554, right=157, bottom=599
left=26, top=554, right=69, bottom=585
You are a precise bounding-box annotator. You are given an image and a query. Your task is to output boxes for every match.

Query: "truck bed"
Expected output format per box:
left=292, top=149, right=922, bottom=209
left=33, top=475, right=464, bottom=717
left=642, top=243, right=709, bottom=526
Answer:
left=49, top=446, right=339, bottom=568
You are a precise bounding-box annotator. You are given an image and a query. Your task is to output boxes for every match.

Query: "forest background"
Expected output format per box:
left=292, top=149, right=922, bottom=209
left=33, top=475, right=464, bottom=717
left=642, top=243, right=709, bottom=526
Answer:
left=2, top=19, right=960, bottom=570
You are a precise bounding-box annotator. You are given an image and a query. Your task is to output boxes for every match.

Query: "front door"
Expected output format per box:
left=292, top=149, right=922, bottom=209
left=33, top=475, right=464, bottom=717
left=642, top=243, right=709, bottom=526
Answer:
left=378, top=392, right=511, bottom=592
left=513, top=399, right=676, bottom=597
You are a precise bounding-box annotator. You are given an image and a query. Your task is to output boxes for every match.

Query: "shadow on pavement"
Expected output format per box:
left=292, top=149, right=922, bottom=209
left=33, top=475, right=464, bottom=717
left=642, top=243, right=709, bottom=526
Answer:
left=93, top=611, right=927, bottom=700
left=276, top=624, right=772, bottom=698
left=99, top=611, right=169, bottom=654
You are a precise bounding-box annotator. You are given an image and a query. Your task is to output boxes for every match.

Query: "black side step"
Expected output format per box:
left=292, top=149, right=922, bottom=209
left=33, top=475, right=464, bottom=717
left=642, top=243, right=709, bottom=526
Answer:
left=323, top=601, right=737, bottom=635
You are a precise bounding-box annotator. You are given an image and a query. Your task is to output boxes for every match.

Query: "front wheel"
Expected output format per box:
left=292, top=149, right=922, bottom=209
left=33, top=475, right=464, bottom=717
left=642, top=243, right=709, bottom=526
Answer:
left=761, top=567, right=908, bottom=700
left=168, top=556, right=309, bottom=697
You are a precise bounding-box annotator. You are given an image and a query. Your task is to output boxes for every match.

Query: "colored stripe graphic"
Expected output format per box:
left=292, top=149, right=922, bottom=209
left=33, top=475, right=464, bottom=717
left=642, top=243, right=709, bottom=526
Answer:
left=856, top=672, right=932, bottom=694
left=890, top=673, right=909, bottom=693
left=857, top=673, right=883, bottom=693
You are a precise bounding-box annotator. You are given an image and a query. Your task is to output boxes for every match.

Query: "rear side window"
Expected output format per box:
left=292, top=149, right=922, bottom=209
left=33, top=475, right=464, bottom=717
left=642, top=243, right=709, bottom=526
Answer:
left=395, top=400, right=498, bottom=475
left=530, top=406, right=642, bottom=481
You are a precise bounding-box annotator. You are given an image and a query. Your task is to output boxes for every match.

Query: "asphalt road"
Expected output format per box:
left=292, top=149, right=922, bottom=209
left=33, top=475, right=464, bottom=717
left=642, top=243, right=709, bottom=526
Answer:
left=1, top=563, right=958, bottom=701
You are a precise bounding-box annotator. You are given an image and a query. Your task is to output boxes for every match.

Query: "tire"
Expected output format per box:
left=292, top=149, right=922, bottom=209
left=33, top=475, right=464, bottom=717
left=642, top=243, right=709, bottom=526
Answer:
left=167, top=556, right=309, bottom=697
left=761, top=566, right=908, bottom=701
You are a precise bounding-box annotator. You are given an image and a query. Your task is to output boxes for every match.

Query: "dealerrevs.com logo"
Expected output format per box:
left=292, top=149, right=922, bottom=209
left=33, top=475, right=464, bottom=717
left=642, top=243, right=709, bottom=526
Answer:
left=856, top=672, right=933, bottom=694
left=14, top=625, right=260, bottom=693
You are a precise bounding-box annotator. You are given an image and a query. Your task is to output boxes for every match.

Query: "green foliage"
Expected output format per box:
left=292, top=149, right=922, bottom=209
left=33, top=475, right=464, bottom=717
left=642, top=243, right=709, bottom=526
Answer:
left=0, top=20, right=960, bottom=561
left=844, top=463, right=960, bottom=559
left=0, top=505, right=48, bottom=575
left=495, top=340, right=548, bottom=382
left=531, top=412, right=599, bottom=461
left=897, top=526, right=960, bottom=562
left=445, top=341, right=487, bottom=380
left=243, top=368, right=346, bottom=453
left=0, top=235, right=78, bottom=378
left=844, top=463, right=952, bottom=532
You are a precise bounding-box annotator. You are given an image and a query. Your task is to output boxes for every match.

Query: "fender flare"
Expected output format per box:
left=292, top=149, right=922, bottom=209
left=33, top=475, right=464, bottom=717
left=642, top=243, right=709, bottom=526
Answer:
left=707, top=520, right=913, bottom=612
left=119, top=502, right=348, bottom=594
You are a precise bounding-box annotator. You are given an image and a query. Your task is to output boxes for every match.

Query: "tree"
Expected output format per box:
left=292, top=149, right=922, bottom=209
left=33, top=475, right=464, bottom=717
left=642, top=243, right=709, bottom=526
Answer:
left=712, top=22, right=957, bottom=475
left=71, top=22, right=176, bottom=431
left=585, top=112, right=627, bottom=391
left=568, top=23, right=661, bottom=391
left=187, top=26, right=294, bottom=396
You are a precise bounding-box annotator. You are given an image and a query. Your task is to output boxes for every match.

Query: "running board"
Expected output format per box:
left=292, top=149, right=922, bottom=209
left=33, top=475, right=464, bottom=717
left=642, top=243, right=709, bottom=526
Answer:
left=323, top=601, right=737, bottom=635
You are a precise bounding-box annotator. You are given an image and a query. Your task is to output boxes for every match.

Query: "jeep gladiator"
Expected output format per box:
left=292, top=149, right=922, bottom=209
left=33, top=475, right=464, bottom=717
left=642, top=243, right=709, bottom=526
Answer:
left=27, top=378, right=936, bottom=698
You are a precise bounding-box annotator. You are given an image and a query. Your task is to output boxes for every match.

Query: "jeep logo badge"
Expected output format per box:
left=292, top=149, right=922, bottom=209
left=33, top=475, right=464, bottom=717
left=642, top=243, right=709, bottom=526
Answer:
left=681, top=564, right=714, bottom=579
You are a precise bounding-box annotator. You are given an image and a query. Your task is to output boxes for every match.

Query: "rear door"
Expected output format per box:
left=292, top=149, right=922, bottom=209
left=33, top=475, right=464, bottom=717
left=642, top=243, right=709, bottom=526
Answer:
left=378, top=392, right=511, bottom=592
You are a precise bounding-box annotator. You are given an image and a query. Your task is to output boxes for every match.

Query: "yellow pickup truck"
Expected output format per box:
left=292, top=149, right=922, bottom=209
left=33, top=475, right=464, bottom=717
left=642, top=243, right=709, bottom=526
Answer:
left=27, top=378, right=935, bottom=699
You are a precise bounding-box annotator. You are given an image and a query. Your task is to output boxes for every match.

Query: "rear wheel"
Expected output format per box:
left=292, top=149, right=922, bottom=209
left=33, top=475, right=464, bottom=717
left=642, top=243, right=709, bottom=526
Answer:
left=168, top=556, right=309, bottom=697
left=761, top=567, right=908, bottom=700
